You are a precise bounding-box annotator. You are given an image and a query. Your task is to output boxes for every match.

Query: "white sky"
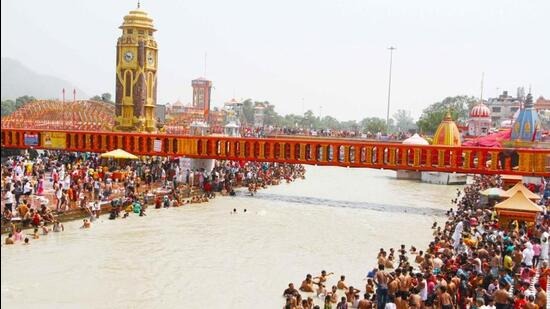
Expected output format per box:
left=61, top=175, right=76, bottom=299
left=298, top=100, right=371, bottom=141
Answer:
left=2, top=0, right=549, bottom=121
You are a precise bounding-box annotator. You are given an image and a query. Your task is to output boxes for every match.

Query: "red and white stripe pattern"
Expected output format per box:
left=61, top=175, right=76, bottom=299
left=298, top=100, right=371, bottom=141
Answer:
left=470, top=103, right=491, bottom=118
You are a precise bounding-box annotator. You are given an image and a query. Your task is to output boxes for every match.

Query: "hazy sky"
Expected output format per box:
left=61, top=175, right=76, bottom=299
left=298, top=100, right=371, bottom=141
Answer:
left=2, top=0, right=549, bottom=121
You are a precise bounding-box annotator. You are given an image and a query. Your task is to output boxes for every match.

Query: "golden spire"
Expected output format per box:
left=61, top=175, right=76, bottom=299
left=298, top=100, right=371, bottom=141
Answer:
left=443, top=107, right=453, bottom=121
left=137, top=0, right=141, bottom=9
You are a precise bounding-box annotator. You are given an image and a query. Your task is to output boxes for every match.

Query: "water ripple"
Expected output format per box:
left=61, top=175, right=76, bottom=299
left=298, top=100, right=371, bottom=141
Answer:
left=251, top=192, right=447, bottom=216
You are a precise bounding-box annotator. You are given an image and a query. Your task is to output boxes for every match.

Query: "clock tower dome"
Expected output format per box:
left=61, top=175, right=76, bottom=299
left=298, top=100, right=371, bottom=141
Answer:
left=115, top=4, right=158, bottom=132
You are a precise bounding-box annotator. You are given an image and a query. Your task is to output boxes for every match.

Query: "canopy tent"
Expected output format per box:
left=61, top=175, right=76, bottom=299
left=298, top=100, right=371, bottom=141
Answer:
left=100, top=149, right=138, bottom=160
left=402, top=133, right=429, bottom=145
left=480, top=187, right=506, bottom=198
left=500, top=182, right=541, bottom=201
left=462, top=129, right=511, bottom=147
left=495, top=191, right=542, bottom=229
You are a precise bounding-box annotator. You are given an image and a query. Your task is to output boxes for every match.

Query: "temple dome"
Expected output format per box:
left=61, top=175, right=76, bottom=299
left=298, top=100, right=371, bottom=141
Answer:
left=432, top=112, right=462, bottom=146
left=511, top=93, right=542, bottom=142
left=120, top=9, right=156, bottom=31
left=469, top=103, right=490, bottom=118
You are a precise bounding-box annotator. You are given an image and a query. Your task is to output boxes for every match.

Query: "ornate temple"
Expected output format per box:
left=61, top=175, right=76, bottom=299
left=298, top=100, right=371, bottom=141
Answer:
left=420, top=112, right=466, bottom=185
left=468, top=101, right=491, bottom=137
left=511, top=93, right=542, bottom=143
left=432, top=112, right=462, bottom=146
left=114, top=4, right=158, bottom=132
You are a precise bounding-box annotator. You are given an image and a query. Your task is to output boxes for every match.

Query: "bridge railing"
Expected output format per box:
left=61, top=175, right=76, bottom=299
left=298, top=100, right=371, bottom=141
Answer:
left=1, top=128, right=549, bottom=176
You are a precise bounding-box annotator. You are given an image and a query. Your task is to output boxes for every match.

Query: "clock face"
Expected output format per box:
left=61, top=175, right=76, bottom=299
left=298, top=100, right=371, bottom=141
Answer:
left=124, top=51, right=134, bottom=62
left=147, top=52, right=154, bottom=65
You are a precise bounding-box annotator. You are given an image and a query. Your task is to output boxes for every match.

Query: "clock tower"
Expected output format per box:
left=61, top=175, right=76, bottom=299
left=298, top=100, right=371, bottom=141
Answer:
left=115, top=4, right=158, bottom=132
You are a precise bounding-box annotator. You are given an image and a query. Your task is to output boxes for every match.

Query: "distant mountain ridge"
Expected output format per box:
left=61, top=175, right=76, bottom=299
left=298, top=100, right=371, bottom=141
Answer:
left=1, top=57, right=88, bottom=100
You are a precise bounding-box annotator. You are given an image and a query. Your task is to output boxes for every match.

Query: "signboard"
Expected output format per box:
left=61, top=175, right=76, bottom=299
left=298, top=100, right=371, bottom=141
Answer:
left=41, top=132, right=67, bottom=149
left=153, top=139, right=162, bottom=152
left=24, top=133, right=39, bottom=146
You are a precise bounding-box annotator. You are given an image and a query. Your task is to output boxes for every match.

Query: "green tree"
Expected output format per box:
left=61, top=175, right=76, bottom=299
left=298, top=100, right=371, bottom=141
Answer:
left=15, top=95, right=36, bottom=109
left=416, top=95, right=477, bottom=134
left=262, top=103, right=279, bottom=126
left=90, top=93, right=114, bottom=103
left=360, top=117, right=387, bottom=134
left=1, top=99, right=16, bottom=116
left=319, top=115, right=340, bottom=130
left=393, top=109, right=416, bottom=132
left=339, top=120, right=359, bottom=131
left=241, top=99, right=255, bottom=125
left=101, top=93, right=113, bottom=103
left=300, top=110, right=317, bottom=128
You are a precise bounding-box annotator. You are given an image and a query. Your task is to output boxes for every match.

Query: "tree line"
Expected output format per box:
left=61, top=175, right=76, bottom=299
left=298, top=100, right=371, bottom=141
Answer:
left=238, top=95, right=477, bottom=134
left=1, top=93, right=478, bottom=135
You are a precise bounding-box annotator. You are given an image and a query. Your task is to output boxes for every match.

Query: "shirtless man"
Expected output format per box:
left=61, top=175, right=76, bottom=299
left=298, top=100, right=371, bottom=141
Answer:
left=337, top=275, right=348, bottom=290
left=415, top=251, right=424, bottom=265
left=375, top=264, right=393, bottom=309
left=397, top=268, right=412, bottom=299
left=494, top=284, right=510, bottom=309
left=316, top=283, right=327, bottom=297
left=378, top=251, right=387, bottom=267
left=329, top=286, right=339, bottom=304
left=345, top=286, right=360, bottom=303
left=313, top=270, right=334, bottom=284
left=437, top=286, right=453, bottom=309
left=5, top=233, right=14, bottom=245
left=525, top=295, right=538, bottom=309
left=534, top=283, right=546, bottom=309
left=357, top=293, right=371, bottom=309
left=283, top=283, right=299, bottom=298
left=81, top=219, right=91, bottom=229
left=300, top=274, right=316, bottom=292
left=408, top=288, right=422, bottom=309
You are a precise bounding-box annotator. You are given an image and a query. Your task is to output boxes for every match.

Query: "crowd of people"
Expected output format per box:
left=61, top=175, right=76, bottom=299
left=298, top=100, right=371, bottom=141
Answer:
left=239, top=126, right=411, bottom=141
left=1, top=150, right=306, bottom=242
left=283, top=175, right=549, bottom=309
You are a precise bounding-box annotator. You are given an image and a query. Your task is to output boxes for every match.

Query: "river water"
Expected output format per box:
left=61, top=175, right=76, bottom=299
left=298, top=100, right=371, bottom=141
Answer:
left=1, top=166, right=460, bottom=309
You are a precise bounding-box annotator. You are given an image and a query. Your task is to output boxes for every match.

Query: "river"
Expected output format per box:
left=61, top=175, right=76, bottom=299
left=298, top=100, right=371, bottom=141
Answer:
left=1, top=166, right=461, bottom=309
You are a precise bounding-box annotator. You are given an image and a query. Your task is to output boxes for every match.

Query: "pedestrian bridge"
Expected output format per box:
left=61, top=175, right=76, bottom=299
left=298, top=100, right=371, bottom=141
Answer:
left=1, top=128, right=549, bottom=176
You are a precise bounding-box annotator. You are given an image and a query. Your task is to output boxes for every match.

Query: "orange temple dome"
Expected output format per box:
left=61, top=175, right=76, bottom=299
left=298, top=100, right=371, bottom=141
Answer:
left=432, top=112, right=462, bottom=146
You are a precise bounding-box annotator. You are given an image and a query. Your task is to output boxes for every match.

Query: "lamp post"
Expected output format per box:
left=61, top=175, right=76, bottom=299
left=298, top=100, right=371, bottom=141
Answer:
left=386, top=46, right=396, bottom=131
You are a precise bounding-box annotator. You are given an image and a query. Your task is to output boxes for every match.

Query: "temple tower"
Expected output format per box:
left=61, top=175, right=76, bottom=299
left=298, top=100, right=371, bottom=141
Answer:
left=114, top=4, right=158, bottom=132
left=511, top=93, right=542, bottom=143
left=192, top=77, right=212, bottom=121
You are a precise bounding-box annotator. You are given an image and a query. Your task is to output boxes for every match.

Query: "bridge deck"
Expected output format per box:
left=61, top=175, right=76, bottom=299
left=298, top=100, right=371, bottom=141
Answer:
left=1, top=128, right=549, bottom=176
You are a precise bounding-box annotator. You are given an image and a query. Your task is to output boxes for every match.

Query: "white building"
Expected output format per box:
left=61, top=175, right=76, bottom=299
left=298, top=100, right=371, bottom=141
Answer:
left=486, top=89, right=523, bottom=125
left=467, top=102, right=491, bottom=136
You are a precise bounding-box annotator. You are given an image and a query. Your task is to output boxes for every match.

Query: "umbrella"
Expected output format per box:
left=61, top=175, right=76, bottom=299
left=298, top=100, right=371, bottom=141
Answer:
left=480, top=187, right=506, bottom=198
left=100, top=149, right=138, bottom=160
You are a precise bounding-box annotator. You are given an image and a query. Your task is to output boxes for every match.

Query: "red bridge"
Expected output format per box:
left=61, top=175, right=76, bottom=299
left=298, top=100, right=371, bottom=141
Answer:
left=1, top=100, right=548, bottom=176
left=2, top=128, right=549, bottom=176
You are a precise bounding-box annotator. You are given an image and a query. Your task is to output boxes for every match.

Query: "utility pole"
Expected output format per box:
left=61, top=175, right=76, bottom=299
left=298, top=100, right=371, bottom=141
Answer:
left=62, top=88, right=66, bottom=129
left=386, top=46, right=396, bottom=131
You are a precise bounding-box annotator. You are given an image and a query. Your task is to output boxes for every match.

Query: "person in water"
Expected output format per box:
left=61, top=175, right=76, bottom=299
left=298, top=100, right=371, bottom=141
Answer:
left=5, top=233, right=14, bottom=245
left=52, top=220, right=64, bottom=232
left=23, top=237, right=30, bottom=245
left=139, top=208, right=146, bottom=216
left=81, top=219, right=91, bottom=228
left=32, top=228, right=40, bottom=239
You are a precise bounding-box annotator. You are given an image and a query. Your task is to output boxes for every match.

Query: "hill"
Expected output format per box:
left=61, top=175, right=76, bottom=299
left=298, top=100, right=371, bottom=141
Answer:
left=1, top=57, right=88, bottom=100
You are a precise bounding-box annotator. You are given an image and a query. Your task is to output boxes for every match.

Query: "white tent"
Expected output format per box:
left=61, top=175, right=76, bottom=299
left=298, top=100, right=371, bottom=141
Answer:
left=402, top=133, right=429, bottom=145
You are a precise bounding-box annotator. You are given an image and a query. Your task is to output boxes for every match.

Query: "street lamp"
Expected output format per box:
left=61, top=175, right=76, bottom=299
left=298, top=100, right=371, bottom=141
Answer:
left=386, top=46, right=396, bottom=131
